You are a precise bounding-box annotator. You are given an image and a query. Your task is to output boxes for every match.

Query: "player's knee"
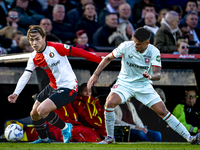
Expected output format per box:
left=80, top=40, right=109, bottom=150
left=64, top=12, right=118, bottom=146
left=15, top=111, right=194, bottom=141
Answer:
left=158, top=110, right=169, bottom=118
left=105, top=99, right=117, bottom=108
left=30, top=109, right=40, bottom=121
left=37, top=106, right=47, bottom=118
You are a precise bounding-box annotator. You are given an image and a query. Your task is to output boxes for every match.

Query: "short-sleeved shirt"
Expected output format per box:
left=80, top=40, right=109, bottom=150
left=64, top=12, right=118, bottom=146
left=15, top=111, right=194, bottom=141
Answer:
left=112, top=41, right=161, bottom=86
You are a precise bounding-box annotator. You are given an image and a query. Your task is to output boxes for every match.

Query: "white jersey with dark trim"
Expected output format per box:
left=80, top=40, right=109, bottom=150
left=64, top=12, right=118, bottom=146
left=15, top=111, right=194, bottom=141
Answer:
left=112, top=41, right=161, bottom=85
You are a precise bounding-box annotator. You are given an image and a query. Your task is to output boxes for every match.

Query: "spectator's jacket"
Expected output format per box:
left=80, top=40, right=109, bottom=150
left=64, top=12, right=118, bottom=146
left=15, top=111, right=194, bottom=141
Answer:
left=154, top=18, right=182, bottom=53
left=92, top=24, right=116, bottom=46
left=173, top=104, right=200, bottom=133
left=75, top=16, right=100, bottom=44
left=73, top=95, right=105, bottom=129
left=114, top=101, right=144, bottom=129
left=54, top=103, right=82, bottom=126
left=15, top=6, right=45, bottom=30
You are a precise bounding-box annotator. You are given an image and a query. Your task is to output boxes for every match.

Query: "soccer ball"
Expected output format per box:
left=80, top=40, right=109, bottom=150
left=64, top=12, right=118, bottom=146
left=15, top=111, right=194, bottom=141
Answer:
left=4, top=124, right=24, bottom=142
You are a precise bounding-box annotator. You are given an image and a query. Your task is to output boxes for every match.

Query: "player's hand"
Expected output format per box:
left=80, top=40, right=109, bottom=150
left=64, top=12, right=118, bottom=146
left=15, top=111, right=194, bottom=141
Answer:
left=8, top=93, right=18, bottom=103
left=135, top=127, right=148, bottom=134
left=142, top=70, right=151, bottom=79
left=87, top=74, right=98, bottom=90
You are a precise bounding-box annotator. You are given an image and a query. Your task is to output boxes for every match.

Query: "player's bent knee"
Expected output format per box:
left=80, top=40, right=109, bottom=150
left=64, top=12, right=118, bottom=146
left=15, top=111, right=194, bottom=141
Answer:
left=30, top=110, right=40, bottom=120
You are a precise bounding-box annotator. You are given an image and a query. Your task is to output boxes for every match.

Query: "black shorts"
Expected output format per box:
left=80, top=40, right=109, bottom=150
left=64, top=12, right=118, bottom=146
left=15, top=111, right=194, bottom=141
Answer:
left=37, top=85, right=77, bottom=109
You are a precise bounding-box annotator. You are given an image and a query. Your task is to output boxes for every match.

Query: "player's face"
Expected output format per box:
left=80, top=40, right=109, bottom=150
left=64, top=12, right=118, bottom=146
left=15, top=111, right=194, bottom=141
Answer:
left=133, top=38, right=149, bottom=53
left=29, top=32, right=46, bottom=53
left=80, top=86, right=92, bottom=97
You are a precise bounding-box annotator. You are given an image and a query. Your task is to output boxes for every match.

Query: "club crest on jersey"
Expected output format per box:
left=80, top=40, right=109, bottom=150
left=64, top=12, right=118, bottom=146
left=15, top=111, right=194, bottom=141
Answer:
left=145, top=58, right=150, bottom=63
left=49, top=52, right=54, bottom=58
left=64, top=44, right=70, bottom=50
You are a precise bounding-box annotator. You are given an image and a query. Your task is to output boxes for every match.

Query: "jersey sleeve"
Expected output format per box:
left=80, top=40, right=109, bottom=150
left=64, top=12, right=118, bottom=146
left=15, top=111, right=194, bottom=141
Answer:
left=151, top=47, right=162, bottom=68
left=112, top=42, right=126, bottom=58
left=25, top=53, right=36, bottom=72
left=54, top=43, right=102, bottom=64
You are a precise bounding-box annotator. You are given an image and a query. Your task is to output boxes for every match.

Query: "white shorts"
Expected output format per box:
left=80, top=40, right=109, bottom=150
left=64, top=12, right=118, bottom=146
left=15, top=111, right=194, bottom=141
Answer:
left=111, top=81, right=161, bottom=108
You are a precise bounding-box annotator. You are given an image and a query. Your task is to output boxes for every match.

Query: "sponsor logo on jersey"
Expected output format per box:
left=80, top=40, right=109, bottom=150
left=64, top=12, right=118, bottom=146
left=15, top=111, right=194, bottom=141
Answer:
left=112, top=84, right=119, bottom=89
left=128, top=55, right=133, bottom=58
left=50, top=60, right=60, bottom=68
left=49, top=52, right=54, bottom=58
left=64, top=44, right=70, bottom=50
left=145, top=58, right=150, bottom=63
left=156, top=55, right=161, bottom=62
left=127, top=61, right=149, bottom=70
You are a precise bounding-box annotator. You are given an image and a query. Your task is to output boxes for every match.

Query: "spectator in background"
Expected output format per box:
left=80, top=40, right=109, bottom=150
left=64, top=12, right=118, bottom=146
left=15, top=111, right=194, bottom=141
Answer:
left=51, top=4, right=75, bottom=44
left=0, top=26, right=17, bottom=54
left=28, top=0, right=44, bottom=14
left=75, top=2, right=100, bottom=44
left=132, top=0, right=158, bottom=25
left=157, top=8, right=169, bottom=26
left=39, top=18, right=53, bottom=34
left=196, top=0, right=200, bottom=15
left=173, top=89, right=200, bottom=136
left=39, top=18, right=61, bottom=43
left=73, top=30, right=97, bottom=52
left=59, top=0, right=78, bottom=13
left=98, top=0, right=125, bottom=26
left=118, top=3, right=135, bottom=33
left=53, top=103, right=102, bottom=142
left=14, top=0, right=45, bottom=31
left=66, top=0, right=94, bottom=27
left=179, top=0, right=200, bottom=30
left=171, top=5, right=183, bottom=20
left=179, top=24, right=195, bottom=45
left=144, top=12, right=159, bottom=35
left=185, top=11, right=200, bottom=46
left=143, top=12, right=158, bottom=44
left=6, top=8, right=26, bottom=34
left=9, top=35, right=34, bottom=54
left=43, top=0, right=59, bottom=21
left=73, top=83, right=107, bottom=139
left=108, top=22, right=132, bottom=47
left=173, top=39, right=189, bottom=54
left=0, top=0, right=11, bottom=28
left=92, top=13, right=118, bottom=46
left=154, top=11, right=182, bottom=53
left=114, top=98, right=162, bottom=142
left=136, top=3, right=157, bottom=28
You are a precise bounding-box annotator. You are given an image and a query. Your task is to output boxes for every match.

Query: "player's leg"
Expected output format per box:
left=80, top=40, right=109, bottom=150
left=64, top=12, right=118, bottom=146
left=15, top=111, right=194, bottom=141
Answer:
left=30, top=100, right=50, bottom=143
left=99, top=92, right=122, bottom=144
left=151, top=101, right=200, bottom=144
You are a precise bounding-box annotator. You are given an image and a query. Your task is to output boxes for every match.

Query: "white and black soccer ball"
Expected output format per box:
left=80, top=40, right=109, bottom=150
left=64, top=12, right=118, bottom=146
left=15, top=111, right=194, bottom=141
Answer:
left=4, top=124, right=24, bottom=142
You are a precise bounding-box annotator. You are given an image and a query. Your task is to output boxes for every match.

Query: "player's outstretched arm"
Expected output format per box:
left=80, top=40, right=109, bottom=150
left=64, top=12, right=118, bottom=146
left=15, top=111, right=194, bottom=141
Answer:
left=87, top=53, right=115, bottom=90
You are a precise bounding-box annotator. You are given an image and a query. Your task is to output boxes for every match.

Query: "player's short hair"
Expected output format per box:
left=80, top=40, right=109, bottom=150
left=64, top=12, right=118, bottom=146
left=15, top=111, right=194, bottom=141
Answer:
left=27, top=25, right=46, bottom=40
left=133, top=27, right=151, bottom=42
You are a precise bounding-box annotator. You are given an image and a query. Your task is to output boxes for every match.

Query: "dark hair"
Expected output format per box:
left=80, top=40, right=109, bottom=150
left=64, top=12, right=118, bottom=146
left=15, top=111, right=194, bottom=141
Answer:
left=171, top=5, right=183, bottom=14
left=78, top=83, right=87, bottom=95
left=83, top=2, right=96, bottom=12
left=133, top=27, right=151, bottom=42
left=144, top=3, right=156, bottom=9
left=27, top=25, right=46, bottom=40
left=179, top=23, right=188, bottom=29
left=187, top=0, right=198, bottom=7
left=46, top=33, right=60, bottom=42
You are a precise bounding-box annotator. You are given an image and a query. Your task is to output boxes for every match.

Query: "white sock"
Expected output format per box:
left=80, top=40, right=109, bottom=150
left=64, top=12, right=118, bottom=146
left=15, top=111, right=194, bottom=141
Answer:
left=163, top=112, right=190, bottom=140
left=104, top=108, right=115, bottom=137
left=61, top=123, right=68, bottom=130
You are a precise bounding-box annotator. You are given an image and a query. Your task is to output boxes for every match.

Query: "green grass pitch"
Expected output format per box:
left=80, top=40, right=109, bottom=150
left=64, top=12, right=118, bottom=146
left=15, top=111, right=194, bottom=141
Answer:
left=0, top=142, right=200, bottom=150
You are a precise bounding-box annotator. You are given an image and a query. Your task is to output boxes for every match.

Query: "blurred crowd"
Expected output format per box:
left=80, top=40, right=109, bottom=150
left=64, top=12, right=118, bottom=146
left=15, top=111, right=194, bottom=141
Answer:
left=1, top=0, right=200, bottom=55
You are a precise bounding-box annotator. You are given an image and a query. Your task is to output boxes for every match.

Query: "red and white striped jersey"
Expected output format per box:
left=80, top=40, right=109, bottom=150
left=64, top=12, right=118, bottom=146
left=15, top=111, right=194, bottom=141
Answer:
left=26, top=41, right=102, bottom=90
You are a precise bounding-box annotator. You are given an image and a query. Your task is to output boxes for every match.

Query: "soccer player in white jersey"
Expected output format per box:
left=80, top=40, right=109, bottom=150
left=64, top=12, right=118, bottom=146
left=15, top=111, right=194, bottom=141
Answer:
left=8, top=25, right=102, bottom=144
left=87, top=27, right=200, bottom=144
